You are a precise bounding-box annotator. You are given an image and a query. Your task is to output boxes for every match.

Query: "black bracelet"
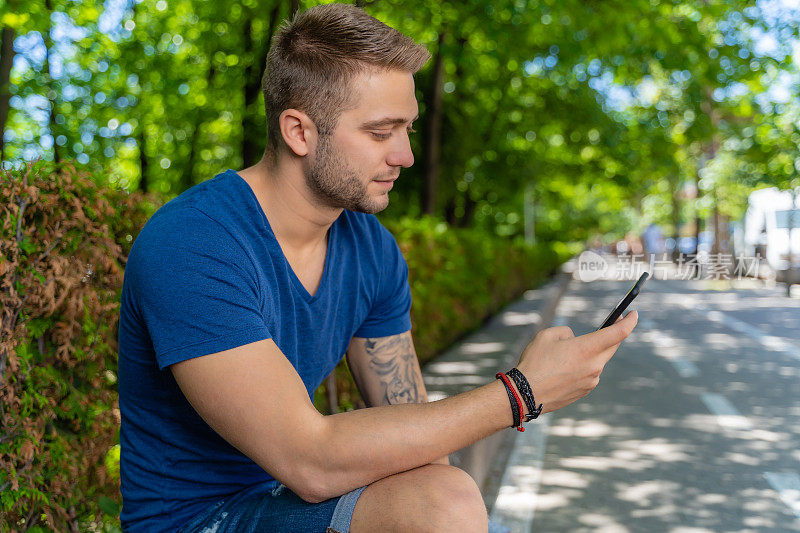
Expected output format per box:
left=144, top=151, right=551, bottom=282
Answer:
left=507, top=367, right=543, bottom=421
left=495, top=373, right=521, bottom=429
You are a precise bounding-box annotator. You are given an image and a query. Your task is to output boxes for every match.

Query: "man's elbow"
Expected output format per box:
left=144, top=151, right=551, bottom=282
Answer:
left=277, top=424, right=337, bottom=503
left=287, top=463, right=334, bottom=503
left=295, top=486, right=330, bottom=504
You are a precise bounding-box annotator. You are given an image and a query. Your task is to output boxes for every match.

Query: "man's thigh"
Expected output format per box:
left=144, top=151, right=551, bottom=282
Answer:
left=349, top=463, right=489, bottom=533
left=179, top=482, right=342, bottom=533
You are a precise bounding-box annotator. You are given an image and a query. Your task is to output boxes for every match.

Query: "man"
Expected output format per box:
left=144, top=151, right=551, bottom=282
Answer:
left=118, top=4, right=638, bottom=532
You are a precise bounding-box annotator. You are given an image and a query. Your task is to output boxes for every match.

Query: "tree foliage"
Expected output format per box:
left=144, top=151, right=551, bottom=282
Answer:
left=3, top=0, right=798, bottom=245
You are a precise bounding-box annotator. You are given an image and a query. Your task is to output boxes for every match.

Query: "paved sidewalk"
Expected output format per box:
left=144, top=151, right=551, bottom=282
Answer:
left=420, top=272, right=570, bottom=510
left=481, top=259, right=800, bottom=532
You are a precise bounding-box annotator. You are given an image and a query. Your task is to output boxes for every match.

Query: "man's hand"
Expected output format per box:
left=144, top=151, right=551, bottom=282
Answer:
left=514, top=310, right=638, bottom=414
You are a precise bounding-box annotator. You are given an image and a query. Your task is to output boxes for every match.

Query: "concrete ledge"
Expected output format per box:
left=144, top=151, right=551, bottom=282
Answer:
left=420, top=269, right=572, bottom=502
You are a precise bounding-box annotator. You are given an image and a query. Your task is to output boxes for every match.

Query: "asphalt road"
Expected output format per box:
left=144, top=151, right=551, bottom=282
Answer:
left=511, top=273, right=800, bottom=532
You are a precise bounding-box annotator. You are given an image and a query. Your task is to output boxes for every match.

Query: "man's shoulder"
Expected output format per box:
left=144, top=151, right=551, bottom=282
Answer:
left=148, top=170, right=234, bottom=220
left=128, top=196, right=246, bottom=278
left=133, top=171, right=244, bottom=248
left=134, top=203, right=226, bottom=251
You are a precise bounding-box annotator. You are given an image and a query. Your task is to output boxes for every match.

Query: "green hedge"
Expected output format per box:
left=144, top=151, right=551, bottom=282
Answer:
left=392, top=217, right=561, bottom=363
left=313, top=217, right=565, bottom=413
left=1, top=161, right=567, bottom=530
left=1, top=161, right=156, bottom=532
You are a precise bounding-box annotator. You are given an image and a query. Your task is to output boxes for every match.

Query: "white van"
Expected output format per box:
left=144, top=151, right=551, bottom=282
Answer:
left=738, top=187, right=800, bottom=282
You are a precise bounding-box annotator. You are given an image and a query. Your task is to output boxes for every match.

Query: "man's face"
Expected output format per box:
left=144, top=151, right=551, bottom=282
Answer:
left=305, top=69, right=418, bottom=214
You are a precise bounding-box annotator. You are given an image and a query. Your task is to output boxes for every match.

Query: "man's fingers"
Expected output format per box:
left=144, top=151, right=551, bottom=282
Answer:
left=550, top=325, right=575, bottom=341
left=585, top=310, right=638, bottom=351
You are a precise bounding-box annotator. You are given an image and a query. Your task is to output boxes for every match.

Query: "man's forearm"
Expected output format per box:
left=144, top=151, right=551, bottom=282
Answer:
left=346, top=333, right=451, bottom=466
left=307, top=378, right=511, bottom=501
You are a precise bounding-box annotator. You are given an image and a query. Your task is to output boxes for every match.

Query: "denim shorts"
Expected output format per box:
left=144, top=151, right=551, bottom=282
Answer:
left=179, top=480, right=512, bottom=533
left=178, top=481, right=366, bottom=533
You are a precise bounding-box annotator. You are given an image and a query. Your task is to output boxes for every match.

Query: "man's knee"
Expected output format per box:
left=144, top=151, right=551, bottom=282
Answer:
left=351, top=464, right=488, bottom=533
left=416, top=464, right=489, bottom=532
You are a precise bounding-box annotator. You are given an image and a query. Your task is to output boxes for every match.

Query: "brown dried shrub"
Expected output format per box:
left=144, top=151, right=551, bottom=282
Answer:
left=1, top=160, right=157, bottom=532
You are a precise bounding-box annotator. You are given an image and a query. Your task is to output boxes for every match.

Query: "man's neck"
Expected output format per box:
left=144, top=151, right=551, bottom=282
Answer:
left=238, top=156, right=341, bottom=253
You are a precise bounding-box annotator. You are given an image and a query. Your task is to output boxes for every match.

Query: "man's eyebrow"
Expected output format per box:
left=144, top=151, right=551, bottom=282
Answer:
left=360, top=114, right=419, bottom=129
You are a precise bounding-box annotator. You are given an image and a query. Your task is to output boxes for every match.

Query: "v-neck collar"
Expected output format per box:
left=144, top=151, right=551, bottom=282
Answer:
left=226, top=169, right=338, bottom=303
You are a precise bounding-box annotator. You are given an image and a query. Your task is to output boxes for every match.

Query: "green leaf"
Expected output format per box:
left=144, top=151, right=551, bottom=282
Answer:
left=98, top=496, right=121, bottom=517
left=19, top=239, right=37, bottom=255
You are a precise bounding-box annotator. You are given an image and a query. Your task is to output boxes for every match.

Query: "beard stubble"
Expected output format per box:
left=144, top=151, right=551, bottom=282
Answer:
left=304, top=135, right=390, bottom=214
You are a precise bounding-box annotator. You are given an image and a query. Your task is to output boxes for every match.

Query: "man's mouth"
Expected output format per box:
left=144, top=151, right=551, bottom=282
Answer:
left=373, top=176, right=397, bottom=190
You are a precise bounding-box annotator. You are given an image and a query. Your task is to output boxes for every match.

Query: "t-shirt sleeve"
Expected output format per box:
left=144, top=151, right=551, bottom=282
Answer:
left=354, top=224, right=412, bottom=338
left=126, top=207, right=271, bottom=369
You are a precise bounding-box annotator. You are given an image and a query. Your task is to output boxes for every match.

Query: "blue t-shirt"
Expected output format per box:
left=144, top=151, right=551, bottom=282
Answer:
left=117, top=169, right=412, bottom=532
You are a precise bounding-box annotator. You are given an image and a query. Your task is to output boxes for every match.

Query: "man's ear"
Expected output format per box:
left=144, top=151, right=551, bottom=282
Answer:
left=278, top=108, right=318, bottom=157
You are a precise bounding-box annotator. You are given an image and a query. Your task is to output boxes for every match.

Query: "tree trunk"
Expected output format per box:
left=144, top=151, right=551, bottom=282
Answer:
left=241, top=2, right=281, bottom=168
left=138, top=127, right=149, bottom=192
left=710, top=198, right=733, bottom=275
left=0, top=26, right=15, bottom=162
left=459, top=191, right=476, bottom=227
left=447, top=36, right=469, bottom=226
left=181, top=120, right=200, bottom=192
left=422, top=31, right=445, bottom=216
left=671, top=179, right=681, bottom=262
left=711, top=201, right=720, bottom=255
left=693, top=171, right=701, bottom=256
left=44, top=0, right=60, bottom=162
left=444, top=197, right=456, bottom=225
left=325, top=373, right=338, bottom=414
left=697, top=95, right=720, bottom=257
left=182, top=65, right=216, bottom=192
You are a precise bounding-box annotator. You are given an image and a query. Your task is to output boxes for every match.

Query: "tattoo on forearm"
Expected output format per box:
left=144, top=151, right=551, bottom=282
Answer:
left=364, top=335, right=422, bottom=405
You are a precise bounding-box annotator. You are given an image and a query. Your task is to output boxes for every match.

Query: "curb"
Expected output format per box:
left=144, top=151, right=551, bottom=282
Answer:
left=446, top=268, right=573, bottom=502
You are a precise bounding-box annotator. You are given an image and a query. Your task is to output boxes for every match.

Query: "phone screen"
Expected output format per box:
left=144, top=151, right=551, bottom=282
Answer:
left=596, top=272, right=649, bottom=330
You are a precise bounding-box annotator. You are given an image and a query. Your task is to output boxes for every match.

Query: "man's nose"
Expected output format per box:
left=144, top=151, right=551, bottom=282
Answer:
left=386, top=133, right=414, bottom=168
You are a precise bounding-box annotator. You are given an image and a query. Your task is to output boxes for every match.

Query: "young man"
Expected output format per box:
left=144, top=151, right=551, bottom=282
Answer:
left=118, top=4, right=638, bottom=532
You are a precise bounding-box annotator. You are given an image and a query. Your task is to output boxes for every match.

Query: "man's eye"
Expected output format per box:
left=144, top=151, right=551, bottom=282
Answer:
left=370, top=128, right=416, bottom=140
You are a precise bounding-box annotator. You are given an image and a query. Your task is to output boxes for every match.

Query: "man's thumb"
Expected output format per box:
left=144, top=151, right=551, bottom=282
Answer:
left=598, top=309, right=638, bottom=348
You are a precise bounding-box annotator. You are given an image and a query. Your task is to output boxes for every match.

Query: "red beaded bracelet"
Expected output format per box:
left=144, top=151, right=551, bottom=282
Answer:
left=495, top=372, right=526, bottom=432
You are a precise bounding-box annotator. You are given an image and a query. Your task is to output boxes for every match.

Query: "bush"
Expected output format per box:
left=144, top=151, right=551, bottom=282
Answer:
left=1, top=160, right=566, bottom=528
left=314, top=216, right=563, bottom=413
left=0, top=161, right=156, bottom=532
left=391, top=216, right=560, bottom=363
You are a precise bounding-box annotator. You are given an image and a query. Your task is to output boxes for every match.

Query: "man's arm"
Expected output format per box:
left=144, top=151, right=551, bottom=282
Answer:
left=346, top=331, right=450, bottom=465
left=171, top=312, right=637, bottom=504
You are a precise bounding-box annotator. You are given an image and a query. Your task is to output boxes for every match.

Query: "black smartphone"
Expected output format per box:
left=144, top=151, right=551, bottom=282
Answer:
left=596, top=272, right=649, bottom=330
